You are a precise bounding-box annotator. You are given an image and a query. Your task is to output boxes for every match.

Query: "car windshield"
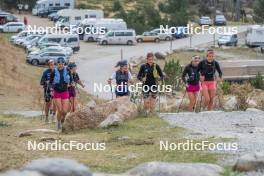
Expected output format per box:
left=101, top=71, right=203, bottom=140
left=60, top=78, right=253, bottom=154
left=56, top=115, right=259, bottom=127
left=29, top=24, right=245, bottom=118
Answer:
left=220, top=35, right=231, bottom=40
left=202, top=17, right=210, bottom=20
left=26, top=36, right=36, bottom=41
left=216, top=16, right=225, bottom=19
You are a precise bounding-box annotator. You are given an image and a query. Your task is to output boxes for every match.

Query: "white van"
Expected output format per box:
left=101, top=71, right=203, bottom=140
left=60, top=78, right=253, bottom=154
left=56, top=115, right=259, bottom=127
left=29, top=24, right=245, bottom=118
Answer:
left=38, top=33, right=80, bottom=51
left=83, top=19, right=127, bottom=42
left=98, top=29, right=136, bottom=45
left=32, top=0, right=74, bottom=16
left=246, top=26, right=264, bottom=47
left=56, top=9, right=104, bottom=28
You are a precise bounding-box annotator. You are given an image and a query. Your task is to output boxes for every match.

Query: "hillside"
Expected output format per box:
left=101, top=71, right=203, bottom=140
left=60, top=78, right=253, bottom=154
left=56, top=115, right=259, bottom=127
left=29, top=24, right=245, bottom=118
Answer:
left=0, top=35, right=43, bottom=111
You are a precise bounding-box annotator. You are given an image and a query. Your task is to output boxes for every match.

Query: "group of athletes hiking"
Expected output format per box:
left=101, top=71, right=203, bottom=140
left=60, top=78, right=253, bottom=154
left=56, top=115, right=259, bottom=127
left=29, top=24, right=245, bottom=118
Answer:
left=40, top=58, right=84, bottom=130
left=40, top=48, right=222, bottom=130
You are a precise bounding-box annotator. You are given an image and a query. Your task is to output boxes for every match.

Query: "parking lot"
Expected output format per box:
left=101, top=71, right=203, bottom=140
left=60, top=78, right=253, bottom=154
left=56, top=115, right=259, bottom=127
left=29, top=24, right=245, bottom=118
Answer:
left=15, top=14, right=250, bottom=99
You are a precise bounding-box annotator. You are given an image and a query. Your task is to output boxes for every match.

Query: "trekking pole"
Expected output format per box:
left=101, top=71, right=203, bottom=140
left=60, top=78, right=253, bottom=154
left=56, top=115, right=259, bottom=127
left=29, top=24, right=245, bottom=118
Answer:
left=177, top=90, right=187, bottom=113
left=109, top=82, right=114, bottom=100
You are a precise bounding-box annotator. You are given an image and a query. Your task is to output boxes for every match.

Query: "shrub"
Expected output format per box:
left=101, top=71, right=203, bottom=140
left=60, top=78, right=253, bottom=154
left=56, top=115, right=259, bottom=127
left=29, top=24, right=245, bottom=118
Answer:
left=250, top=72, right=264, bottom=90
left=221, top=81, right=231, bottom=95
left=163, top=60, right=183, bottom=91
left=230, top=84, right=254, bottom=111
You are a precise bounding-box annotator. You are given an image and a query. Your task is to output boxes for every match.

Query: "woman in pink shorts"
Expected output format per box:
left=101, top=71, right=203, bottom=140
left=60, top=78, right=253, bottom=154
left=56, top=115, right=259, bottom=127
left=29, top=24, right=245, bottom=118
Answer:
left=181, top=56, right=201, bottom=112
left=198, top=49, right=223, bottom=111
left=50, top=58, right=70, bottom=130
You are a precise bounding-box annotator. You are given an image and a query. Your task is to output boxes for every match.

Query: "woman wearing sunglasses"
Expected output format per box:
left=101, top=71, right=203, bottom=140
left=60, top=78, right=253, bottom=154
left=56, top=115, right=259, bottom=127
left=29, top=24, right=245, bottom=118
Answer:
left=198, top=49, right=223, bottom=111
left=181, top=56, right=201, bottom=112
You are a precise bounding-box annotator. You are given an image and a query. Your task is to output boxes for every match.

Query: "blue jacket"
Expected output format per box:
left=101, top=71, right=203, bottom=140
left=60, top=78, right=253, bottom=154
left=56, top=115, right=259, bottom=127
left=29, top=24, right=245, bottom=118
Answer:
left=40, top=69, right=53, bottom=87
left=53, top=67, right=70, bottom=84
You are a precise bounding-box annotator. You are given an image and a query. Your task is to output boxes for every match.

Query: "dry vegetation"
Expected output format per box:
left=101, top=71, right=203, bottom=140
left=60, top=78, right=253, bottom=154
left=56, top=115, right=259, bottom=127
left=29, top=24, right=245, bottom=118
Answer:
left=0, top=35, right=43, bottom=111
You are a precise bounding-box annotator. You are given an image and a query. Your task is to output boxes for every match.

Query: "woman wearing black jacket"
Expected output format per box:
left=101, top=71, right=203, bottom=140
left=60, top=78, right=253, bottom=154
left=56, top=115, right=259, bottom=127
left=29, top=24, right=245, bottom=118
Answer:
left=181, top=56, right=201, bottom=112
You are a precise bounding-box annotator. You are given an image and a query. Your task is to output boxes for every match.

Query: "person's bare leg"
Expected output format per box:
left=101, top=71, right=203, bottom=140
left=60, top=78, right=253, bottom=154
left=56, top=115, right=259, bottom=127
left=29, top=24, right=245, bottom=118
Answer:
left=44, top=101, right=51, bottom=122
left=61, top=99, right=70, bottom=124
left=54, top=99, right=62, bottom=124
left=193, top=92, right=198, bottom=111
left=187, top=92, right=195, bottom=112
left=143, top=98, right=150, bottom=113
left=208, top=89, right=215, bottom=111
left=73, top=97, right=78, bottom=112
left=150, top=97, right=156, bottom=113
left=202, top=88, right=210, bottom=110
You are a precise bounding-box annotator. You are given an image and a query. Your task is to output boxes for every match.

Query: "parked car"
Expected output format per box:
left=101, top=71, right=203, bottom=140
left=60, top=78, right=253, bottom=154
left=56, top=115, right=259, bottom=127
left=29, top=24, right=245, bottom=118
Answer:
left=218, top=33, right=238, bottom=47
left=48, top=12, right=58, bottom=20
left=10, top=30, right=31, bottom=43
left=214, top=15, right=227, bottom=26
left=27, top=42, right=59, bottom=53
left=199, top=16, right=212, bottom=26
left=246, top=26, right=264, bottom=47
left=98, top=30, right=136, bottom=45
left=30, top=46, right=73, bottom=56
left=21, top=35, right=43, bottom=48
left=0, top=22, right=25, bottom=33
left=26, top=51, right=70, bottom=66
left=151, top=28, right=172, bottom=41
left=173, top=26, right=188, bottom=39
left=37, top=33, right=80, bottom=52
left=136, top=32, right=160, bottom=43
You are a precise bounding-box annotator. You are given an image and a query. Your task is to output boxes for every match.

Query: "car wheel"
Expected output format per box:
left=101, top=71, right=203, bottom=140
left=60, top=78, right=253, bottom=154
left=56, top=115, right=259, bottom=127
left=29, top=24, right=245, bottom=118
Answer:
left=234, top=42, right=237, bottom=47
left=154, top=38, right=160, bottom=43
left=31, top=59, right=39, bottom=66
left=0, top=29, right=3, bottom=33
left=137, top=38, right=143, bottom=43
left=102, top=40, right=108, bottom=45
left=17, top=29, right=22, bottom=33
left=165, top=36, right=171, bottom=41
left=88, top=37, right=94, bottom=42
left=127, top=40, right=133, bottom=45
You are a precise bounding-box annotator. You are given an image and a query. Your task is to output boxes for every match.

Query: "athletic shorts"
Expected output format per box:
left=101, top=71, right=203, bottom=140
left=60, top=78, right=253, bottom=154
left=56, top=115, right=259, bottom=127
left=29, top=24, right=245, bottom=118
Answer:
left=142, top=85, right=158, bottom=99
left=186, top=84, right=200, bottom=93
left=53, top=90, right=69, bottom=100
left=201, top=81, right=216, bottom=90
left=69, top=87, right=78, bottom=98
left=44, top=87, right=52, bottom=103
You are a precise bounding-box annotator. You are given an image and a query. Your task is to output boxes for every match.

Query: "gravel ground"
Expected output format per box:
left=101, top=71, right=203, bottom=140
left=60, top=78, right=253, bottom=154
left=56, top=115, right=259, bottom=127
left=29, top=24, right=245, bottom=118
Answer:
left=160, top=109, right=264, bottom=166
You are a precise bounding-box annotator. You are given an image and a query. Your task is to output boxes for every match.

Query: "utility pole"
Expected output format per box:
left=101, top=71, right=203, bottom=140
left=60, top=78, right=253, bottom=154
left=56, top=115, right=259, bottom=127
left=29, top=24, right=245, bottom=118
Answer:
left=235, top=0, right=241, bottom=21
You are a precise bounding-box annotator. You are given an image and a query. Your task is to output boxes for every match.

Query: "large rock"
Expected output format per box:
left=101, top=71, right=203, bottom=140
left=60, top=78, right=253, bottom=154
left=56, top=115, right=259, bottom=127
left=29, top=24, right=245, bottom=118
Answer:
left=233, top=153, right=264, bottom=172
left=154, top=52, right=166, bottom=60
left=23, top=158, right=92, bottom=176
left=63, top=97, right=138, bottom=131
left=127, top=162, right=223, bottom=176
left=224, top=96, right=237, bottom=110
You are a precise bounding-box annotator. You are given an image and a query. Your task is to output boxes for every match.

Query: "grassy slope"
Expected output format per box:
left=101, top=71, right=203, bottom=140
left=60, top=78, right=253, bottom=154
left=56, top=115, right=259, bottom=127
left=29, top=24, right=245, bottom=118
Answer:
left=0, top=114, right=224, bottom=173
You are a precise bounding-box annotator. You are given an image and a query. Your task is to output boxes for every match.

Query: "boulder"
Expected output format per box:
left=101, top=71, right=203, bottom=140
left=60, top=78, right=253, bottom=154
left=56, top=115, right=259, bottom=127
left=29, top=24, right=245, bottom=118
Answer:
left=86, top=99, right=96, bottom=109
left=154, top=52, right=166, bottom=60
left=127, top=162, right=223, bottom=176
left=224, top=96, right=237, bottom=110
left=233, top=153, right=264, bottom=172
left=63, top=97, right=138, bottom=131
left=99, top=113, right=122, bottom=128
left=17, top=129, right=59, bottom=137
left=0, top=170, right=44, bottom=176
left=23, top=158, right=92, bottom=176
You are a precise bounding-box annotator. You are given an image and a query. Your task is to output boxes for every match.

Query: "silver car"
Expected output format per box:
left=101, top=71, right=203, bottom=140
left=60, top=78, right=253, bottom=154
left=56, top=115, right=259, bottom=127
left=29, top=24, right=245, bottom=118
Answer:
left=26, top=51, right=70, bottom=66
left=30, top=46, right=73, bottom=56
left=21, top=35, right=43, bottom=48
left=199, top=16, right=212, bottom=26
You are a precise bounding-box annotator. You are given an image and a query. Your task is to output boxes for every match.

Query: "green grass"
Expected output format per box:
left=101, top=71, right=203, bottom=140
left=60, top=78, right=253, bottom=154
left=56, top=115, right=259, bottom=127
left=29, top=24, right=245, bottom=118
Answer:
left=0, top=114, right=225, bottom=173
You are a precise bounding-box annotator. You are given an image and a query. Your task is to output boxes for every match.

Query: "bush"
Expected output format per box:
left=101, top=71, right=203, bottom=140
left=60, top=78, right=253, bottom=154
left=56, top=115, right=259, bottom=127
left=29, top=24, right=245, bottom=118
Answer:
left=230, top=84, right=254, bottom=111
left=221, top=81, right=231, bottom=95
left=250, top=72, right=264, bottom=90
left=112, top=0, right=122, bottom=12
left=163, top=60, right=183, bottom=91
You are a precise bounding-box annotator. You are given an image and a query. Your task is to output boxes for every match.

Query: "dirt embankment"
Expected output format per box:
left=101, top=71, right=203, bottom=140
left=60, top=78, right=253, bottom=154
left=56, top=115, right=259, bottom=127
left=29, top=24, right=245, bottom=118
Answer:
left=0, top=36, right=43, bottom=111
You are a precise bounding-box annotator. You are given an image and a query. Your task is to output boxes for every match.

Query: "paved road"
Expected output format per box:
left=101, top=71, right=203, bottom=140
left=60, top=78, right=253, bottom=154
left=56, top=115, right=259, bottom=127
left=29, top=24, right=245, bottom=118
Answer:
left=17, top=14, right=250, bottom=99
left=72, top=26, right=249, bottom=99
